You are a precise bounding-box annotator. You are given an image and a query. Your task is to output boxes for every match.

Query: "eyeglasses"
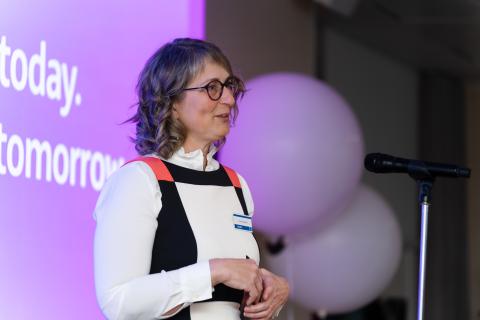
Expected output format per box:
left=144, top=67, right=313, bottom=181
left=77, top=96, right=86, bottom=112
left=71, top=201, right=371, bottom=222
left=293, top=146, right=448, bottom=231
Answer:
left=181, top=76, right=244, bottom=101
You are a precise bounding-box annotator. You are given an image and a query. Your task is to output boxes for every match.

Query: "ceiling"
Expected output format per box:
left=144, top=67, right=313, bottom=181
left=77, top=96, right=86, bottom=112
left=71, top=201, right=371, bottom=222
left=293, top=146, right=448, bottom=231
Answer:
left=316, top=0, right=480, bottom=78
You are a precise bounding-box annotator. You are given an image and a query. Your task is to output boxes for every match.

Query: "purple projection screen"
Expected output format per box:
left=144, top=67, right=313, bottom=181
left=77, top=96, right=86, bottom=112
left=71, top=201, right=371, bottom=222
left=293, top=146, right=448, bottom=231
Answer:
left=0, top=1, right=204, bottom=318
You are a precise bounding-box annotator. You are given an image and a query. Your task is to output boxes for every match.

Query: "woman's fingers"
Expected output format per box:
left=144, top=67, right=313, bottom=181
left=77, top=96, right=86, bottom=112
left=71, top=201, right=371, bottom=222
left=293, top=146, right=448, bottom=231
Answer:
left=244, top=301, right=269, bottom=313
left=243, top=301, right=272, bottom=319
left=246, top=270, right=262, bottom=304
left=261, top=284, right=273, bottom=301
left=253, top=270, right=263, bottom=303
left=245, top=289, right=257, bottom=306
left=243, top=268, right=290, bottom=319
left=210, top=258, right=268, bottom=306
left=246, top=281, right=259, bottom=305
left=210, top=261, right=288, bottom=319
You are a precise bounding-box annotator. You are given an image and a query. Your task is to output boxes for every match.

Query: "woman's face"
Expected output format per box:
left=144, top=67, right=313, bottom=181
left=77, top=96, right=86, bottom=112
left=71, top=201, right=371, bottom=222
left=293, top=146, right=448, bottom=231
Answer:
left=173, top=59, right=235, bottom=146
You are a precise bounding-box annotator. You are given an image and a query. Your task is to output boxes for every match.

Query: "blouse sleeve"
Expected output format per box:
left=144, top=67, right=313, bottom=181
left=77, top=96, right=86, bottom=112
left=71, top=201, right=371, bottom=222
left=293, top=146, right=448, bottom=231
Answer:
left=93, top=161, right=213, bottom=320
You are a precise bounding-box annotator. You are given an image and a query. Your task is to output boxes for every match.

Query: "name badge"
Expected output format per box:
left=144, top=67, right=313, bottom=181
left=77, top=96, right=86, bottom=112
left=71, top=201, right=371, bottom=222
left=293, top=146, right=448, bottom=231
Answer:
left=233, top=213, right=253, bottom=232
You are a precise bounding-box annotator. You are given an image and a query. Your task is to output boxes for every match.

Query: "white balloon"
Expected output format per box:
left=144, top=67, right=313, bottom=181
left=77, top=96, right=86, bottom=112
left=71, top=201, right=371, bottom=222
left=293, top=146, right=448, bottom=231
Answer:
left=264, top=185, right=402, bottom=314
left=220, top=73, right=364, bottom=236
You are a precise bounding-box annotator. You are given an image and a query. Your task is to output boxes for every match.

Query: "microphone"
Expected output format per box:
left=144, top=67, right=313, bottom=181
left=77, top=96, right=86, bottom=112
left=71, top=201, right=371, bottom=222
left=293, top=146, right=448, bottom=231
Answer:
left=364, top=153, right=471, bottom=179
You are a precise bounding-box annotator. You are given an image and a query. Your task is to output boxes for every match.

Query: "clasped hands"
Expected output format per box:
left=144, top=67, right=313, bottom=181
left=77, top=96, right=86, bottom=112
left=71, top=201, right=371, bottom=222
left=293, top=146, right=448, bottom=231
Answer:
left=210, top=259, right=289, bottom=320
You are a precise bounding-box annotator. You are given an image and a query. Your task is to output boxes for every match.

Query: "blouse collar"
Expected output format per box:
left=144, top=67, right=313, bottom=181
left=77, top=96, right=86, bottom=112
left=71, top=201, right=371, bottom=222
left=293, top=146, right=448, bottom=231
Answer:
left=150, top=143, right=220, bottom=172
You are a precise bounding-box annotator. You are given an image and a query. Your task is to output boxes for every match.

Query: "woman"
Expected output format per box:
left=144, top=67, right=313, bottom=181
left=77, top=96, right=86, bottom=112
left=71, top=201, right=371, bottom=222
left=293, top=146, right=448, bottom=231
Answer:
left=93, top=38, right=289, bottom=320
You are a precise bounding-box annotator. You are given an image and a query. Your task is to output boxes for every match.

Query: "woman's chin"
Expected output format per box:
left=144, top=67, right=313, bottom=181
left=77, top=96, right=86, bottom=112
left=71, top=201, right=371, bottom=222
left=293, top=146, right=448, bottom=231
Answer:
left=213, top=133, right=227, bottom=141
left=215, top=127, right=230, bottom=139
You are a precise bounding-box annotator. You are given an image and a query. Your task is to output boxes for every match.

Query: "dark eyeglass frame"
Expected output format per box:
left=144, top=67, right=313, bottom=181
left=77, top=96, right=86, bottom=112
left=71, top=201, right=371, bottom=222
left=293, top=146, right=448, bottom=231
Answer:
left=181, top=76, right=244, bottom=101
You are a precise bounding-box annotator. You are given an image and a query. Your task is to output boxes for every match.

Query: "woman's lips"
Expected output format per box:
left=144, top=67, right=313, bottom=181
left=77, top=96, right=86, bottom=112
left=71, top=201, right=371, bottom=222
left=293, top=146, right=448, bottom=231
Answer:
left=215, top=113, right=229, bottom=118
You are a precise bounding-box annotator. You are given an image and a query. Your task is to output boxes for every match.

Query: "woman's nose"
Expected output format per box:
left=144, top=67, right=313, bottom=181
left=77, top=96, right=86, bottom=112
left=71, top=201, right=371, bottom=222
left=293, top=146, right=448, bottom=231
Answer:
left=220, top=86, right=236, bottom=105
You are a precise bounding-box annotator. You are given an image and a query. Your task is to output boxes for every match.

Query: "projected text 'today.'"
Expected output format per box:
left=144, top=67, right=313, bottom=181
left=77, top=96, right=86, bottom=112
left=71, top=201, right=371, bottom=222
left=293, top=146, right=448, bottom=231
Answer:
left=0, top=35, right=80, bottom=118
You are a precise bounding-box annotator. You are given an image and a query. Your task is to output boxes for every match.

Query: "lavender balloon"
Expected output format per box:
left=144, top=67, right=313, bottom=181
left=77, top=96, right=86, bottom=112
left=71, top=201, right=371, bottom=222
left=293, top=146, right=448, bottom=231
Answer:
left=265, top=185, right=402, bottom=314
left=220, top=73, right=364, bottom=235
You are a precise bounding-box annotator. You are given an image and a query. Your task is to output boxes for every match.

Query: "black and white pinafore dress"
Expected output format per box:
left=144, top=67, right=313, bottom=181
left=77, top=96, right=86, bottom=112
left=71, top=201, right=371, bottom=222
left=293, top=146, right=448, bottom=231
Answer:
left=129, top=156, right=260, bottom=320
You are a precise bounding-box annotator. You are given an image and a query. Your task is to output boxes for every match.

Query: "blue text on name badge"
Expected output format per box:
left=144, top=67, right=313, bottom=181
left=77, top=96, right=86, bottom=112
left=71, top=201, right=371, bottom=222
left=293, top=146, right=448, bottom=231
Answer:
left=233, top=213, right=253, bottom=232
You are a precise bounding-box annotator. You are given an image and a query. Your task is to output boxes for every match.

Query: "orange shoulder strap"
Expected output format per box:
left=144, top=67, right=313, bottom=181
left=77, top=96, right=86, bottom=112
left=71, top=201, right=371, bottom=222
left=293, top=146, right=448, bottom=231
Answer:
left=223, top=165, right=241, bottom=188
left=124, top=156, right=174, bottom=182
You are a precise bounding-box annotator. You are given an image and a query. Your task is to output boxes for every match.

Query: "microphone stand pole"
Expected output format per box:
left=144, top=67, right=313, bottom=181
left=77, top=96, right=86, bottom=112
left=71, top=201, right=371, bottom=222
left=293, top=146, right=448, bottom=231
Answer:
left=415, top=179, right=433, bottom=320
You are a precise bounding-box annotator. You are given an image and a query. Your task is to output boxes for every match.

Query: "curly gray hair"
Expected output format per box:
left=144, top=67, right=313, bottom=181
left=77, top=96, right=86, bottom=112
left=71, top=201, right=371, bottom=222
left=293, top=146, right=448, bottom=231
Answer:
left=127, top=38, right=245, bottom=159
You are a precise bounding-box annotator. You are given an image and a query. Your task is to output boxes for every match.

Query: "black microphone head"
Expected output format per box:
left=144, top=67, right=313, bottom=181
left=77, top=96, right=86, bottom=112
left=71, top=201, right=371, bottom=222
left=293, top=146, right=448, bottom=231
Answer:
left=365, top=153, right=471, bottom=179
left=364, top=153, right=395, bottom=173
left=457, top=167, right=471, bottom=178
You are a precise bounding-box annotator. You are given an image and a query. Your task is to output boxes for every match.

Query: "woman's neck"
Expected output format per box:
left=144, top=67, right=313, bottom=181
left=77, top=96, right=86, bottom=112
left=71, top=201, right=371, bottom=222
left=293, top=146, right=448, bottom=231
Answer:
left=182, top=139, right=212, bottom=171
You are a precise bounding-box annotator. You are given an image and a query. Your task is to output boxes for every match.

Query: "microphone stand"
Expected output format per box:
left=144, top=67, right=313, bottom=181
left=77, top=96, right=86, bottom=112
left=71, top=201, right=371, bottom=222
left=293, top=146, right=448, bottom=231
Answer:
left=365, top=154, right=471, bottom=320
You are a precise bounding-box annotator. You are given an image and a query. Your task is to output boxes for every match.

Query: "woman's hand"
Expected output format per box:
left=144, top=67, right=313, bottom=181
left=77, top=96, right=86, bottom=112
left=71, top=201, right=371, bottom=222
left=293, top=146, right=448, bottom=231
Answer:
left=209, top=258, right=263, bottom=305
left=242, top=268, right=289, bottom=319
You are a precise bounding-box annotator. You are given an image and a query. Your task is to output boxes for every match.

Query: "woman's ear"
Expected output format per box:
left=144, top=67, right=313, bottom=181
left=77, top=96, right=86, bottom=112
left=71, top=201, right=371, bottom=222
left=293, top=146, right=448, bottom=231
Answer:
left=172, top=104, right=179, bottom=120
